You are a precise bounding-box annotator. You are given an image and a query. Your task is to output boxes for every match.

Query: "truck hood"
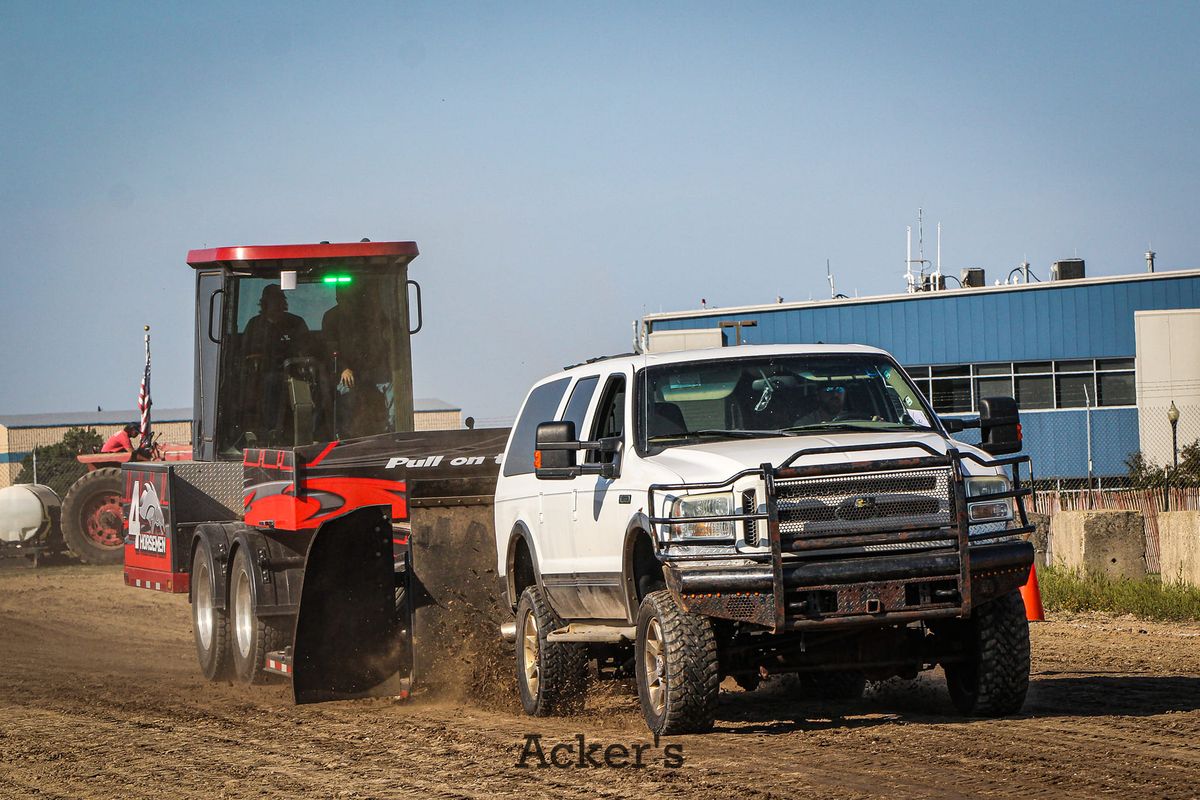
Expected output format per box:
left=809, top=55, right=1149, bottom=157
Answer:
left=644, top=431, right=999, bottom=485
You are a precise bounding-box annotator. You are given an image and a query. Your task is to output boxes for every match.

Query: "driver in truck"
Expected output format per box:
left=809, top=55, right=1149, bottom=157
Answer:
left=793, top=383, right=846, bottom=426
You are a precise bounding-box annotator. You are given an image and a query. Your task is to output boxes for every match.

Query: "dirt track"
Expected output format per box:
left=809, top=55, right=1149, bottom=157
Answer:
left=2, top=565, right=1200, bottom=799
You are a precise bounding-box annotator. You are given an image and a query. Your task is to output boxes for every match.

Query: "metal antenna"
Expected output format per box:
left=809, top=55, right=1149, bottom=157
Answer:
left=826, top=259, right=836, bottom=299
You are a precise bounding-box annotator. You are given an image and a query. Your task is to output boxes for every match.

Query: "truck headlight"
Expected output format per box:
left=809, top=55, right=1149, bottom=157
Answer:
left=668, top=493, right=734, bottom=540
left=965, top=476, right=1013, bottom=522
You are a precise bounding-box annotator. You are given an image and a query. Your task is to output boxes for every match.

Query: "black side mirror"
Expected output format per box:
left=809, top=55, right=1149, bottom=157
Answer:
left=535, top=421, right=580, bottom=480
left=978, top=396, right=1021, bottom=455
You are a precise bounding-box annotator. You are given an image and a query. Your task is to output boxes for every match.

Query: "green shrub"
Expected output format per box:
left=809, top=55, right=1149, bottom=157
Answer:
left=1040, top=564, right=1200, bottom=621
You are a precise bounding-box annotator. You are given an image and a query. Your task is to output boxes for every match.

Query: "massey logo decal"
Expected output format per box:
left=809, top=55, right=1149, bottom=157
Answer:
left=128, top=480, right=168, bottom=555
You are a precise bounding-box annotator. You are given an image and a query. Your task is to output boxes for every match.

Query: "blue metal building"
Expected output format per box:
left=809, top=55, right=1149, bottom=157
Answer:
left=643, top=268, right=1200, bottom=480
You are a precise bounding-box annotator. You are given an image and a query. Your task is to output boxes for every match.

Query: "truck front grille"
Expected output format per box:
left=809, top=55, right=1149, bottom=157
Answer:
left=774, top=467, right=955, bottom=557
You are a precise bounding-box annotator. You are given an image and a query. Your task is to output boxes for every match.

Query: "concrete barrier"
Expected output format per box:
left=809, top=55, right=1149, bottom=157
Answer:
left=1027, top=513, right=1050, bottom=567
left=1158, top=511, right=1200, bottom=588
left=1050, top=510, right=1146, bottom=580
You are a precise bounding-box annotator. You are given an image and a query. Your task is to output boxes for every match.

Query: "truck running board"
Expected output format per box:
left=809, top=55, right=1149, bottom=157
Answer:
left=547, top=624, right=635, bottom=643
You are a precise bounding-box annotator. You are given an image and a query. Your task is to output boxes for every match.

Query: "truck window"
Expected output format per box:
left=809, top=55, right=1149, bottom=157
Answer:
left=503, top=377, right=571, bottom=477
left=586, top=374, right=625, bottom=464
left=640, top=354, right=939, bottom=449
left=562, top=376, right=599, bottom=432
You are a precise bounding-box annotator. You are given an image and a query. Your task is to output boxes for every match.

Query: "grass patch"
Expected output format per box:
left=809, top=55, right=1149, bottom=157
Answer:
left=1039, top=565, right=1200, bottom=622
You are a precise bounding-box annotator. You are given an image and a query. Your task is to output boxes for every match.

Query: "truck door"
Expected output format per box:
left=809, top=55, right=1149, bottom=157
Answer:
left=567, top=371, right=634, bottom=620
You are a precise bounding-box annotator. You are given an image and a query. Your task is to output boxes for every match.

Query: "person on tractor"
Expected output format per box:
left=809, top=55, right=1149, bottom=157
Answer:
left=244, top=283, right=311, bottom=441
left=321, top=280, right=393, bottom=438
left=101, top=423, right=142, bottom=454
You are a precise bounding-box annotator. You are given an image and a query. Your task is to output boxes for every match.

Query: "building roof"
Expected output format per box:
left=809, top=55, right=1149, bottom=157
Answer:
left=643, top=267, right=1200, bottom=322
left=0, top=408, right=193, bottom=430
left=644, top=267, right=1200, bottom=367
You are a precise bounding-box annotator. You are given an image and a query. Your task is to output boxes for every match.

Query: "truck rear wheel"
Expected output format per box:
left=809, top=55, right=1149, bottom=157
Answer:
left=515, top=586, right=587, bottom=716
left=635, top=590, right=720, bottom=735
left=61, top=468, right=126, bottom=565
left=229, top=546, right=278, bottom=684
left=191, top=537, right=232, bottom=681
left=944, top=589, right=1030, bottom=716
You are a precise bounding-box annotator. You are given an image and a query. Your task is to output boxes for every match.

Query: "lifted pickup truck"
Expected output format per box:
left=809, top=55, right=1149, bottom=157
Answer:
left=494, top=344, right=1035, bottom=734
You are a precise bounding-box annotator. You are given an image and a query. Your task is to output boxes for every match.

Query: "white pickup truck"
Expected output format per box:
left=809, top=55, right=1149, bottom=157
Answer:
left=494, top=344, right=1035, bottom=734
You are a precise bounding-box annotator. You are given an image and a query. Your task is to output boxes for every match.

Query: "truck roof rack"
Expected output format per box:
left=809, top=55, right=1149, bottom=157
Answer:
left=561, top=352, right=637, bottom=371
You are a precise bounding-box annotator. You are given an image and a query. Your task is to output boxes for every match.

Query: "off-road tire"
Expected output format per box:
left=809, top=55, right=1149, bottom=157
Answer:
left=799, top=670, right=867, bottom=701
left=191, top=537, right=232, bottom=681
left=636, top=590, right=720, bottom=735
left=944, top=589, right=1030, bottom=716
left=515, top=586, right=587, bottom=716
left=229, top=545, right=280, bottom=685
left=61, top=468, right=126, bottom=565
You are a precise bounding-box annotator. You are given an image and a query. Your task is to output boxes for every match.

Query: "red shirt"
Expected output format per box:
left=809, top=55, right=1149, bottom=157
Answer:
left=101, top=431, right=134, bottom=453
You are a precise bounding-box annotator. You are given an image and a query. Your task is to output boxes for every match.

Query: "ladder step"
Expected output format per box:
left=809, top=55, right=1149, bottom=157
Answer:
left=547, top=624, right=635, bottom=643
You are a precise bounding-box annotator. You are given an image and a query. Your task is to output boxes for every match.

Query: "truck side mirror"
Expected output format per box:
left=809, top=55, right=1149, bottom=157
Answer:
left=535, top=421, right=580, bottom=479
left=978, top=396, right=1021, bottom=455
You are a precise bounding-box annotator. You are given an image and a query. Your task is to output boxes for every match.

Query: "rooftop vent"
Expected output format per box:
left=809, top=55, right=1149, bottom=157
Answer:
left=961, top=268, right=985, bottom=288
left=1051, top=259, right=1085, bottom=280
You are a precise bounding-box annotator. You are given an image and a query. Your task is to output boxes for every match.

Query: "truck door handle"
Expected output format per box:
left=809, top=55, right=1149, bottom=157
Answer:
left=207, top=288, right=224, bottom=344
left=407, top=279, right=423, bottom=335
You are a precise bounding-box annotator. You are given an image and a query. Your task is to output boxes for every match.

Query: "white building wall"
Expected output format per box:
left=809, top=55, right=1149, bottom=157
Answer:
left=1135, top=309, right=1200, bottom=466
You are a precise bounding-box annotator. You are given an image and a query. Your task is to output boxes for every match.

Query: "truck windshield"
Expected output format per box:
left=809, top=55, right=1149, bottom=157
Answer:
left=215, top=269, right=408, bottom=454
left=640, top=354, right=936, bottom=447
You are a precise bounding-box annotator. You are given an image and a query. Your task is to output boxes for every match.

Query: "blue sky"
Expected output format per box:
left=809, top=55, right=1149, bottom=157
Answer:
left=2, top=1, right=1198, bottom=423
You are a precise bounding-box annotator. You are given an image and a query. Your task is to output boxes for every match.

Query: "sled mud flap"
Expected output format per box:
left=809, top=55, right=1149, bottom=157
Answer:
left=293, top=505, right=405, bottom=704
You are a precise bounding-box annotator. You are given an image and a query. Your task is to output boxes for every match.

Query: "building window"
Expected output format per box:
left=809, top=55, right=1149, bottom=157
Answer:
left=1015, top=375, right=1054, bottom=409
left=906, top=358, right=1136, bottom=413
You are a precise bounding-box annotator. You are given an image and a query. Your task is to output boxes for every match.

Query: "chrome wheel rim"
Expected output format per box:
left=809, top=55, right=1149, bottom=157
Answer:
left=194, top=559, right=213, bottom=651
left=234, top=568, right=253, bottom=659
left=643, top=617, right=665, bottom=715
left=522, top=611, right=540, bottom=698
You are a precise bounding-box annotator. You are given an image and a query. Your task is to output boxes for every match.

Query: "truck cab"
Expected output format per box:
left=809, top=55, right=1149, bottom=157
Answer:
left=494, top=344, right=1035, bottom=734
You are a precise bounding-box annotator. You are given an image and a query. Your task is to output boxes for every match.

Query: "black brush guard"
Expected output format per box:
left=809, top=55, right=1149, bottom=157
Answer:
left=649, top=441, right=1036, bottom=632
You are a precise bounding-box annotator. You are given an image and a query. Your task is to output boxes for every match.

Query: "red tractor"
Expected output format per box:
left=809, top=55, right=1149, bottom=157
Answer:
left=61, top=437, right=190, bottom=564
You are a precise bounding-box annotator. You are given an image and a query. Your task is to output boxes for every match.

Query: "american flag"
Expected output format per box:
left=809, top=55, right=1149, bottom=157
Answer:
left=138, top=328, right=152, bottom=441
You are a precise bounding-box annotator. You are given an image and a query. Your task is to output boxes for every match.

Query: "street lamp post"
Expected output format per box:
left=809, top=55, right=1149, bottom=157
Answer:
left=1167, top=402, right=1181, bottom=511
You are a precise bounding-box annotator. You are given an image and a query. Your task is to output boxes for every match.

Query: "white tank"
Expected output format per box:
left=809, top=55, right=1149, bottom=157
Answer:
left=0, top=484, right=61, bottom=544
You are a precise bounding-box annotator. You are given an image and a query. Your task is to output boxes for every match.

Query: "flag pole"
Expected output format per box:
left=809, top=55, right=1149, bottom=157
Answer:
left=140, top=325, right=152, bottom=446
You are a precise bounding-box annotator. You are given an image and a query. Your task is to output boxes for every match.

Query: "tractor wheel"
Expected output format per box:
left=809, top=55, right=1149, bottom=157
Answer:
left=61, top=468, right=126, bottom=565
left=944, top=590, right=1030, bottom=716
left=191, top=536, right=232, bottom=681
left=635, top=589, right=720, bottom=735
left=515, top=586, right=587, bottom=716
left=229, top=545, right=279, bottom=684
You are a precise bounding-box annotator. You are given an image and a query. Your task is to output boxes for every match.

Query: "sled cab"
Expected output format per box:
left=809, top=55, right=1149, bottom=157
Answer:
left=188, top=241, right=422, bottom=461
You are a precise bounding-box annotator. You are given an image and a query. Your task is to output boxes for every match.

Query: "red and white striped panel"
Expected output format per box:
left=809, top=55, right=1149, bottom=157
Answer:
left=265, top=657, right=292, bottom=675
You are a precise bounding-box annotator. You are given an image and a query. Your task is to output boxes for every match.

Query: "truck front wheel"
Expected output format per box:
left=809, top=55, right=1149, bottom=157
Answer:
left=635, top=590, right=720, bottom=735
left=944, top=589, right=1030, bottom=716
left=515, top=586, right=587, bottom=716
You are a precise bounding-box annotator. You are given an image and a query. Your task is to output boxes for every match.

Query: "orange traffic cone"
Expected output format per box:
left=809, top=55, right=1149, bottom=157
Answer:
left=1020, top=563, right=1045, bottom=621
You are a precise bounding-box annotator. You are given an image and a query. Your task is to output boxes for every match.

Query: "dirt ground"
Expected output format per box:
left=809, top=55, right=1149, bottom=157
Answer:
left=2, top=565, right=1199, bottom=799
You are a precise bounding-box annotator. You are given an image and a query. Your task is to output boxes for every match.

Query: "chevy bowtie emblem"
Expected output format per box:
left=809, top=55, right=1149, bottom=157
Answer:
left=853, top=496, right=876, bottom=509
